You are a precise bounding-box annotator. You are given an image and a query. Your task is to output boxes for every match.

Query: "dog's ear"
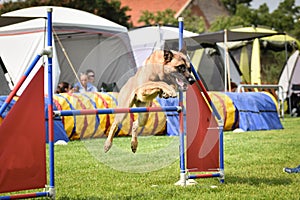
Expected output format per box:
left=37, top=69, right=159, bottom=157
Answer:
left=163, top=42, right=170, bottom=51
left=179, top=42, right=187, bottom=55
left=163, top=50, right=173, bottom=64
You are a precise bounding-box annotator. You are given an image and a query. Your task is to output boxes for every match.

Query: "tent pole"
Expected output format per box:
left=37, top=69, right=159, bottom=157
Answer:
left=285, top=34, right=292, bottom=116
left=224, top=29, right=229, bottom=92
left=53, top=30, right=81, bottom=86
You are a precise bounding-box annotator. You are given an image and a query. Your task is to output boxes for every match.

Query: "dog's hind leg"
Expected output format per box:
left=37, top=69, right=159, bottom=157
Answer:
left=104, top=113, right=126, bottom=153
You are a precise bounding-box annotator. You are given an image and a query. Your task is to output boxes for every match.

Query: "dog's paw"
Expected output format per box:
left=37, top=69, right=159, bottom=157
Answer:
left=160, top=87, right=177, bottom=99
left=131, top=141, right=138, bottom=153
left=104, top=140, right=112, bottom=153
left=161, top=91, right=177, bottom=98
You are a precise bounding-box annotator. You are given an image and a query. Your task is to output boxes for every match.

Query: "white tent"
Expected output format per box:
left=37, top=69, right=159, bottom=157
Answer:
left=128, top=26, right=198, bottom=68
left=278, top=50, right=300, bottom=99
left=0, top=6, right=136, bottom=95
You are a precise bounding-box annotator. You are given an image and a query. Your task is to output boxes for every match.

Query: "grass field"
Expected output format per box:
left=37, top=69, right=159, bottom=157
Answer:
left=2, top=116, right=300, bottom=199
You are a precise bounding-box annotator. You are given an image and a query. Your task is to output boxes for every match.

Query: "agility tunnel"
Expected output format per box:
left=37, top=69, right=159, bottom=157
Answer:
left=208, top=91, right=283, bottom=131
left=50, top=92, right=167, bottom=141
left=0, top=90, right=283, bottom=144
left=42, top=84, right=284, bottom=143
left=53, top=90, right=282, bottom=138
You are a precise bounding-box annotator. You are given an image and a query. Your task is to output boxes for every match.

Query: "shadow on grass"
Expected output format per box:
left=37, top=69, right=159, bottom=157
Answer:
left=226, top=175, right=293, bottom=186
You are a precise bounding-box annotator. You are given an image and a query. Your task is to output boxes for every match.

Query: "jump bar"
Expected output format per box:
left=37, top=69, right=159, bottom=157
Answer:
left=53, top=106, right=182, bottom=117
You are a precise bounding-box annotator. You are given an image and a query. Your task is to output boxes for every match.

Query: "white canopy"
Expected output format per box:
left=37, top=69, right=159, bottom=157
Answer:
left=129, top=26, right=198, bottom=67
left=0, top=6, right=136, bottom=95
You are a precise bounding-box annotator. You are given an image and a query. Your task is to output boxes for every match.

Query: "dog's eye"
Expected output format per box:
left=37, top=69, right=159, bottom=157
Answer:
left=177, top=64, right=186, bottom=72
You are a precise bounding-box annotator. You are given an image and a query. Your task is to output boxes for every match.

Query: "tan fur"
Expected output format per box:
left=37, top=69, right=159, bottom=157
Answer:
left=104, top=49, right=194, bottom=153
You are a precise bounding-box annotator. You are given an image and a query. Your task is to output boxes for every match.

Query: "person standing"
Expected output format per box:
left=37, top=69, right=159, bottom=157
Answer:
left=86, top=69, right=96, bottom=85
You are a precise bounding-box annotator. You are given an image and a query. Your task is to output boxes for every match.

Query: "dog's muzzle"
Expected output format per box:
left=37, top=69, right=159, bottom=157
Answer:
left=187, top=77, right=195, bottom=85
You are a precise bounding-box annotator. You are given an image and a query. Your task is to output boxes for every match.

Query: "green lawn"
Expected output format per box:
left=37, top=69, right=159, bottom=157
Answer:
left=2, top=117, right=300, bottom=199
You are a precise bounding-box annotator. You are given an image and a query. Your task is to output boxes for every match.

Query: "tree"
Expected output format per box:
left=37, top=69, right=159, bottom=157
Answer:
left=138, top=9, right=205, bottom=33
left=209, top=5, right=251, bottom=32
left=217, top=0, right=300, bottom=38
left=269, top=0, right=300, bottom=32
left=0, top=0, right=132, bottom=28
left=221, top=0, right=252, bottom=15
left=138, top=9, right=177, bottom=26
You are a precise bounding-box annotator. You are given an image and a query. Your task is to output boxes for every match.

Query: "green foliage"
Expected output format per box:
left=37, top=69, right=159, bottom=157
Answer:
left=221, top=0, right=252, bottom=15
left=269, top=0, right=300, bottom=32
left=181, top=9, right=206, bottom=33
left=209, top=15, right=246, bottom=32
left=138, top=9, right=205, bottom=33
left=218, top=0, right=300, bottom=35
left=260, top=51, right=288, bottom=84
left=0, top=0, right=132, bottom=28
left=138, top=9, right=177, bottom=26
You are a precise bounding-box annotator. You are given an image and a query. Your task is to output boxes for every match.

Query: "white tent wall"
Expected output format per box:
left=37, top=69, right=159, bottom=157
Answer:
left=0, top=19, right=60, bottom=95
left=0, top=6, right=136, bottom=94
left=290, top=55, right=300, bottom=90
left=129, top=26, right=199, bottom=68
left=278, top=50, right=300, bottom=99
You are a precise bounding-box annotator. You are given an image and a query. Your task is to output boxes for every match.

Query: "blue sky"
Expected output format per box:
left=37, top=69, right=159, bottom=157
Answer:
left=251, top=0, right=300, bottom=12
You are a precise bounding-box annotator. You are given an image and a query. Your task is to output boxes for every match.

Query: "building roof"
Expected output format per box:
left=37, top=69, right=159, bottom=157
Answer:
left=120, top=0, right=191, bottom=27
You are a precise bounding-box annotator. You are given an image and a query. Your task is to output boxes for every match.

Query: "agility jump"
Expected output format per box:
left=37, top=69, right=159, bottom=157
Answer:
left=0, top=9, right=224, bottom=199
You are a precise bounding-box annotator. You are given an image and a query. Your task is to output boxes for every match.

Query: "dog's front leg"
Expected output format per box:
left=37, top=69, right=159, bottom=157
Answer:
left=131, top=111, right=150, bottom=153
left=131, top=120, right=139, bottom=153
left=104, top=121, right=118, bottom=153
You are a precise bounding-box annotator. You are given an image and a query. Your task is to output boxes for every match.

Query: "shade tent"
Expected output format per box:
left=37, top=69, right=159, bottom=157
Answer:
left=189, top=29, right=282, bottom=44
left=129, top=26, right=242, bottom=91
left=164, top=28, right=282, bottom=90
left=0, top=6, right=137, bottom=95
left=231, top=27, right=300, bottom=51
left=227, top=27, right=299, bottom=84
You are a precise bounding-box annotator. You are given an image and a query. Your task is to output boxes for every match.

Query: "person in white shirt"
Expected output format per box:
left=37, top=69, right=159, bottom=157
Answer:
left=74, top=73, right=97, bottom=93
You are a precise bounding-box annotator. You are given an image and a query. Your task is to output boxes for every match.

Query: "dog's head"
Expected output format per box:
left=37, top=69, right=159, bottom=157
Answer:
left=161, top=49, right=195, bottom=90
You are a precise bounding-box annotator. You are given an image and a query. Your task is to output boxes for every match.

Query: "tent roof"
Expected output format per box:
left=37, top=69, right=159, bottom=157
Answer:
left=231, top=26, right=300, bottom=49
left=129, top=25, right=198, bottom=47
left=230, top=26, right=277, bottom=33
left=1, top=6, right=127, bottom=33
left=189, top=29, right=282, bottom=44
